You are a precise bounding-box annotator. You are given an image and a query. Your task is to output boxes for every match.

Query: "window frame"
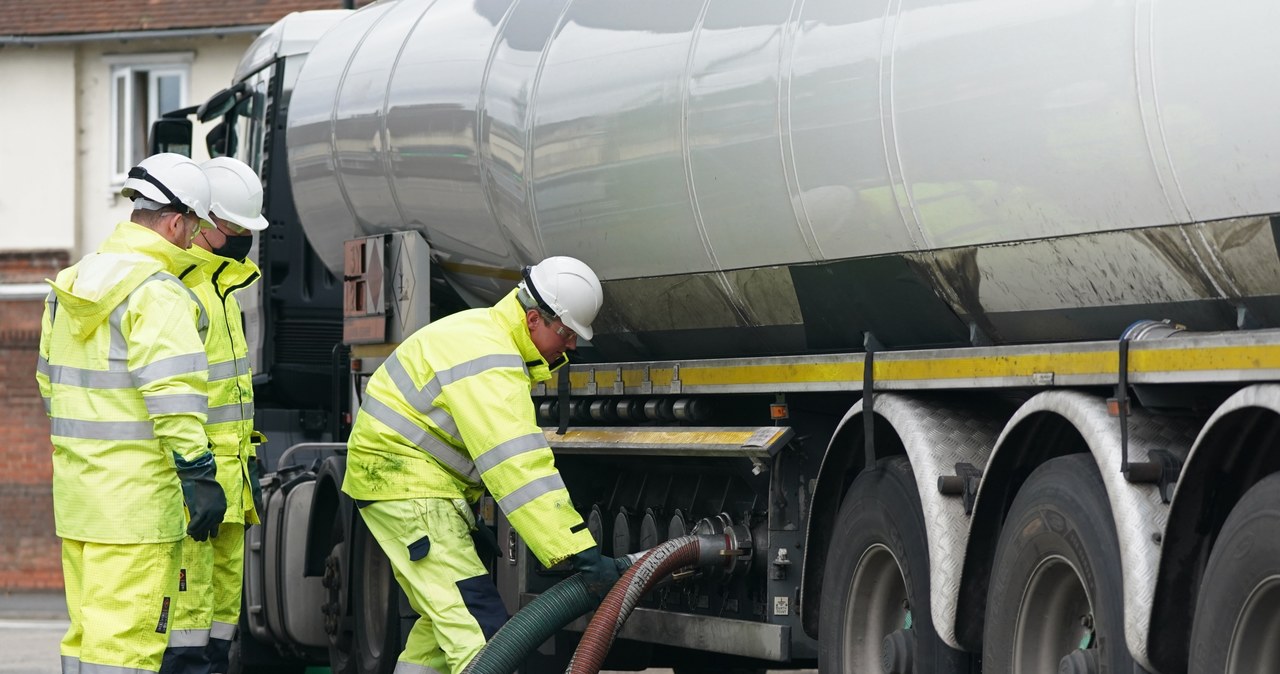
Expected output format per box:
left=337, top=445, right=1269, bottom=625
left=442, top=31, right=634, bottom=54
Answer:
left=106, top=52, right=193, bottom=186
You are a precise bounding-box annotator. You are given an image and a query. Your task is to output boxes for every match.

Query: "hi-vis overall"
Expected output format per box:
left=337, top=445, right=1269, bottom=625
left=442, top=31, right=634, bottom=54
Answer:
left=162, top=246, right=263, bottom=674
left=344, top=289, right=596, bottom=673
left=37, top=222, right=212, bottom=674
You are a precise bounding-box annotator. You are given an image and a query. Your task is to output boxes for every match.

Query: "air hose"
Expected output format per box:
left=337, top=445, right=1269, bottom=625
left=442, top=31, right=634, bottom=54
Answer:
left=565, top=534, right=730, bottom=674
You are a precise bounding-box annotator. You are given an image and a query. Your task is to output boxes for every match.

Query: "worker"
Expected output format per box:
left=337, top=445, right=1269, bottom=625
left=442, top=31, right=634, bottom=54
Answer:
left=342, top=256, right=619, bottom=673
left=160, top=157, right=270, bottom=674
left=37, top=153, right=227, bottom=674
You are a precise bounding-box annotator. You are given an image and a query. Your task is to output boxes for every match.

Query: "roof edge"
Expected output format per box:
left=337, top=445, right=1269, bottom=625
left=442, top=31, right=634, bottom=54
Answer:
left=0, top=24, right=270, bottom=46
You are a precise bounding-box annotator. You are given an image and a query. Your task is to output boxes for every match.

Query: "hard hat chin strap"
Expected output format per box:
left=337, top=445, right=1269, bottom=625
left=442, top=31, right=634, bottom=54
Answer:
left=128, top=166, right=188, bottom=213
left=521, top=266, right=557, bottom=318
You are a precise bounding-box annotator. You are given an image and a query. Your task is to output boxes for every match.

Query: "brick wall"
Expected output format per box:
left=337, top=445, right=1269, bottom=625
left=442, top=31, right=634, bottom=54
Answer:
left=0, top=251, right=68, bottom=590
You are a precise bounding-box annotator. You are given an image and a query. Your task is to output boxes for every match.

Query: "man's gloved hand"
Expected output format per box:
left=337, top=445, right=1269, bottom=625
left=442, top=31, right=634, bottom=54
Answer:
left=174, top=452, right=227, bottom=542
left=246, top=456, right=265, bottom=519
left=569, top=546, right=621, bottom=598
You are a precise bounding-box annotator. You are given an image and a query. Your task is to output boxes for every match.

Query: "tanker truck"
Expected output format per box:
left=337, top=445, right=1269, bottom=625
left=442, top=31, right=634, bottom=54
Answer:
left=154, top=1, right=1280, bottom=672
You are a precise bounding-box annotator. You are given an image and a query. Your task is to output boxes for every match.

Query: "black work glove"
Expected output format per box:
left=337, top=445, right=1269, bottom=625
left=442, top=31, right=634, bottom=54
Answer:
left=569, top=547, right=621, bottom=599
left=247, top=456, right=265, bottom=519
left=174, top=451, right=227, bottom=542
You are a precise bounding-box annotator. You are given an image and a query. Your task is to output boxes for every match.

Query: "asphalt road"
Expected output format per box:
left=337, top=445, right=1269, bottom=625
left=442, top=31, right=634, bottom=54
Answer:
left=0, top=593, right=813, bottom=674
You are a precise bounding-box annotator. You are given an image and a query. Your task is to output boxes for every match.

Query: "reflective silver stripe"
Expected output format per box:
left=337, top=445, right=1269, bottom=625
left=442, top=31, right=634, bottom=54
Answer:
left=168, top=628, right=210, bottom=647
left=132, top=353, right=207, bottom=387
left=208, top=356, right=250, bottom=381
left=435, top=353, right=528, bottom=386
left=207, top=401, right=253, bottom=424
left=474, top=432, right=550, bottom=475
left=50, top=418, right=154, bottom=440
left=210, top=620, right=237, bottom=640
left=60, top=654, right=78, bottom=674
left=144, top=393, right=209, bottom=416
left=359, top=396, right=480, bottom=482
left=107, top=303, right=128, bottom=366
left=42, top=396, right=51, bottom=414
left=49, top=365, right=133, bottom=389
left=498, top=473, right=567, bottom=514
left=392, top=661, right=444, bottom=674
left=385, top=353, right=526, bottom=441
left=36, top=355, right=49, bottom=376
left=384, top=355, right=460, bottom=441
left=80, top=663, right=154, bottom=674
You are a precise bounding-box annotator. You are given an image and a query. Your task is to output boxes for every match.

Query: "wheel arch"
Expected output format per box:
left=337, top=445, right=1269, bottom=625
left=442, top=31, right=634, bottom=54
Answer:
left=1148, top=384, right=1280, bottom=674
left=955, top=390, right=1198, bottom=672
left=305, top=454, right=351, bottom=577
left=800, top=393, right=1007, bottom=647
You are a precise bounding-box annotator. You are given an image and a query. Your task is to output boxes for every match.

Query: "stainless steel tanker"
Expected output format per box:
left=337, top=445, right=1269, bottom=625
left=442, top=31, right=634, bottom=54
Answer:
left=182, top=2, right=1280, bottom=674
left=286, top=0, right=1280, bottom=359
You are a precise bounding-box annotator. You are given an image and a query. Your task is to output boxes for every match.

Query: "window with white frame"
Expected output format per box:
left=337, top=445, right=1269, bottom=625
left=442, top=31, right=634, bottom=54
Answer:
left=108, top=54, right=191, bottom=184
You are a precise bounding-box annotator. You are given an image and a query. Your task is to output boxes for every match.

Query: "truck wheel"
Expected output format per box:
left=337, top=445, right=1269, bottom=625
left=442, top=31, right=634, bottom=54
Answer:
left=819, top=456, right=971, bottom=673
left=1188, top=471, right=1280, bottom=673
left=983, top=454, right=1138, bottom=673
left=351, top=513, right=401, bottom=674
left=325, top=513, right=357, bottom=674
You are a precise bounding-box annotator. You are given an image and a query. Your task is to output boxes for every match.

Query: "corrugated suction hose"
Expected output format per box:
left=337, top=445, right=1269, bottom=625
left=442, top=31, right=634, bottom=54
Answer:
left=565, top=534, right=730, bottom=674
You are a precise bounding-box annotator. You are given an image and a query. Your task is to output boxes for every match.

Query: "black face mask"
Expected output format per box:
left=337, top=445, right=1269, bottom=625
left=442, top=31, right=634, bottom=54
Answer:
left=212, top=234, right=254, bottom=262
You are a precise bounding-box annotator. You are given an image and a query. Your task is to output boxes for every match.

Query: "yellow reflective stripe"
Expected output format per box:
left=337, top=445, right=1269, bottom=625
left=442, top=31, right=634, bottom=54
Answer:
left=498, top=473, right=566, bottom=514
left=474, top=432, right=549, bottom=475
left=168, top=628, right=210, bottom=647
left=49, top=365, right=133, bottom=389
left=143, top=393, right=208, bottom=416
left=208, top=357, right=249, bottom=382
left=50, top=418, right=153, bottom=440
left=132, top=353, right=207, bottom=387
left=358, top=396, right=480, bottom=482
left=207, top=401, right=253, bottom=424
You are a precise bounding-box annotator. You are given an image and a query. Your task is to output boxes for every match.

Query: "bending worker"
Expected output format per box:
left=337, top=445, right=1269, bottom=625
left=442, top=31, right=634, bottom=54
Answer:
left=37, top=153, right=227, bottom=674
left=161, top=157, right=270, bottom=674
left=343, top=256, right=619, bottom=673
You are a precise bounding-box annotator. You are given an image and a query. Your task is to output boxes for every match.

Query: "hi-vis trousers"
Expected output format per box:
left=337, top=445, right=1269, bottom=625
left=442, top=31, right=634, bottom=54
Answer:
left=358, top=498, right=509, bottom=674
left=160, top=523, right=245, bottom=674
left=61, top=538, right=182, bottom=674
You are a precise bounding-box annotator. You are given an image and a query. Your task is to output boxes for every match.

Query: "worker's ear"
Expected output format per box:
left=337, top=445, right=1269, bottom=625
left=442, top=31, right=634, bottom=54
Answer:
left=526, top=308, right=541, bottom=332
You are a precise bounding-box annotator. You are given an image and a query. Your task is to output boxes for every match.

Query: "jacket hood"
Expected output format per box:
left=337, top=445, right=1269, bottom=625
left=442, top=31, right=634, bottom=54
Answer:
left=49, top=222, right=205, bottom=339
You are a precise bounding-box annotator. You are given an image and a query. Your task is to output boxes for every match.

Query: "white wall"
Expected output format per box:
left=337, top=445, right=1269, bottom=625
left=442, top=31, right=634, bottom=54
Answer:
left=78, top=35, right=255, bottom=258
left=0, top=48, right=78, bottom=252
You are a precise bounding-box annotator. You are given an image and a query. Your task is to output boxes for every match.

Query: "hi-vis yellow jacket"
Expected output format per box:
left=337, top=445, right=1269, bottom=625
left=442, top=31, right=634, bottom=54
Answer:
left=343, top=290, right=595, bottom=567
left=188, top=245, right=262, bottom=526
left=37, top=222, right=212, bottom=544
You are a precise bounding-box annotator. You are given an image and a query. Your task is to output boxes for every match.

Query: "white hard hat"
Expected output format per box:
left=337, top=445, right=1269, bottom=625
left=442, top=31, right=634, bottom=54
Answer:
left=121, top=153, right=212, bottom=222
left=201, top=157, right=269, bottom=231
left=520, top=256, right=604, bottom=341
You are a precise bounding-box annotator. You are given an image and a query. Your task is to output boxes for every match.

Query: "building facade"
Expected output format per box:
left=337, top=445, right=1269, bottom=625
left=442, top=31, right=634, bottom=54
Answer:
left=0, top=0, right=360, bottom=590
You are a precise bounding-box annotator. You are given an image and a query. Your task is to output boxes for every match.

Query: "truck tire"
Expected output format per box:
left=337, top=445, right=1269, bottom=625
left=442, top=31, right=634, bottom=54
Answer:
left=983, top=454, right=1140, bottom=673
left=819, top=456, right=971, bottom=673
left=351, top=512, right=402, bottom=674
left=325, top=509, right=403, bottom=674
left=1188, top=471, right=1280, bottom=673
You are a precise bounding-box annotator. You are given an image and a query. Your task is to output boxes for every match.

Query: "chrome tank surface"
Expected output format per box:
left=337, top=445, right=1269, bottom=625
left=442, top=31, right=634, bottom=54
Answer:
left=286, top=0, right=1280, bottom=358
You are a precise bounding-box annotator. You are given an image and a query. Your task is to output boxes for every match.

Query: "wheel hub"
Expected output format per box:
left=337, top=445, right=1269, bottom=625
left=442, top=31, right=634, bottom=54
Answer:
left=881, top=628, right=915, bottom=674
left=1058, top=649, right=1099, bottom=674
